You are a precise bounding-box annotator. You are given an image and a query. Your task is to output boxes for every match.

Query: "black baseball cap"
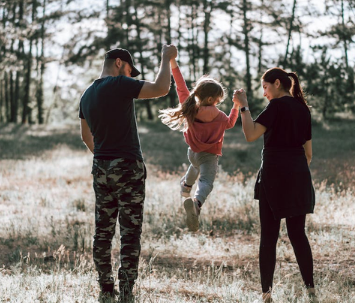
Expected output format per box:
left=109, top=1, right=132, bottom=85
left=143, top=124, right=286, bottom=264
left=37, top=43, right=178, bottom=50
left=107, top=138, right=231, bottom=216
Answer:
left=105, top=48, right=141, bottom=77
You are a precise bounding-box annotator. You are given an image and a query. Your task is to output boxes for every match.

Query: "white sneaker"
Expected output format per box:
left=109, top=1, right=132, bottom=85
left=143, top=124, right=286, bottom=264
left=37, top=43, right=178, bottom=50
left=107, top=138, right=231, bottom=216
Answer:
left=180, top=177, right=192, bottom=198
left=183, top=198, right=200, bottom=232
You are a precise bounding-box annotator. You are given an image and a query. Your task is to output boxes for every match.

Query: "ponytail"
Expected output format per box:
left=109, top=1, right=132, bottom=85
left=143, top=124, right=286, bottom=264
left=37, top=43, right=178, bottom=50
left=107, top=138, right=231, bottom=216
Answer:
left=287, top=72, right=309, bottom=110
left=158, top=92, right=198, bottom=132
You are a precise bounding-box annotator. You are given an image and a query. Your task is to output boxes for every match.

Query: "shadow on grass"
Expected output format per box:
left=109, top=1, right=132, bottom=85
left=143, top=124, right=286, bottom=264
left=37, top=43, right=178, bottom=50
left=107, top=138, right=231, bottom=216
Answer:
left=0, top=121, right=263, bottom=177
left=0, top=123, right=86, bottom=160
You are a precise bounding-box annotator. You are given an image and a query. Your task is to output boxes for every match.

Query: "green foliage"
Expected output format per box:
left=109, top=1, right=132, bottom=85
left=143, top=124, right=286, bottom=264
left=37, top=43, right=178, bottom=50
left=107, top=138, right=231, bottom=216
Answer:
left=306, top=46, right=354, bottom=118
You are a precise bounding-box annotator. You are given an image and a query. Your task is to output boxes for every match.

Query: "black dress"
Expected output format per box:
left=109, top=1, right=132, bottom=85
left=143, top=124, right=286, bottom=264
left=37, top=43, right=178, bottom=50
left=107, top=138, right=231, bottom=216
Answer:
left=253, top=96, right=315, bottom=219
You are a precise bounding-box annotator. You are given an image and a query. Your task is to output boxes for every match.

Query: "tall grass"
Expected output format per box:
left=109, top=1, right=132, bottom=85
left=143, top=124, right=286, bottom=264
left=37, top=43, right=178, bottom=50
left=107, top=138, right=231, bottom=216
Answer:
left=0, top=121, right=355, bottom=302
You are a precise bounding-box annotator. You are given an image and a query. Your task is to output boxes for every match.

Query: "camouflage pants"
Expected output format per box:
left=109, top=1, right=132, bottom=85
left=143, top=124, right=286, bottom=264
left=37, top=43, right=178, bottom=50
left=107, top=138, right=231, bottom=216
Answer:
left=91, top=158, right=146, bottom=292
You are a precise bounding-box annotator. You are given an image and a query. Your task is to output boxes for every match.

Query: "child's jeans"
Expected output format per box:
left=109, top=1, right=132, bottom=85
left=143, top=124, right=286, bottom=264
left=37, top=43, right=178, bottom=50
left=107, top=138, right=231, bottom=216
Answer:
left=184, top=147, right=219, bottom=205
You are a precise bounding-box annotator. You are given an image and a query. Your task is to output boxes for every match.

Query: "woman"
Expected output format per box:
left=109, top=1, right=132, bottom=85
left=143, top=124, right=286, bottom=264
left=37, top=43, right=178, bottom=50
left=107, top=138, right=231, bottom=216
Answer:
left=233, top=67, right=318, bottom=303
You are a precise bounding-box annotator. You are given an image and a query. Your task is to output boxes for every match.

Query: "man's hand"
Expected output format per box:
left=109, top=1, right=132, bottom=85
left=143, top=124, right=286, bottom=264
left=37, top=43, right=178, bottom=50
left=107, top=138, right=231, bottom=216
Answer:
left=162, top=44, right=177, bottom=60
left=138, top=45, right=176, bottom=99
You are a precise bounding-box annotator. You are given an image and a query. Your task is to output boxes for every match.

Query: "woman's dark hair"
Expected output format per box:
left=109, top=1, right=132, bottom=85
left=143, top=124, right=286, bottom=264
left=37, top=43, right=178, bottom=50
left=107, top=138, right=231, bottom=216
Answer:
left=158, top=76, right=226, bottom=131
left=261, top=67, right=309, bottom=109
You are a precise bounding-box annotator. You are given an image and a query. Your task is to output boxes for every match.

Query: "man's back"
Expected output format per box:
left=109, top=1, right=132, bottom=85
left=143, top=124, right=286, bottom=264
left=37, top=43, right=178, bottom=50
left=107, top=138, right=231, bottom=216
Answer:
left=79, top=76, right=144, bottom=160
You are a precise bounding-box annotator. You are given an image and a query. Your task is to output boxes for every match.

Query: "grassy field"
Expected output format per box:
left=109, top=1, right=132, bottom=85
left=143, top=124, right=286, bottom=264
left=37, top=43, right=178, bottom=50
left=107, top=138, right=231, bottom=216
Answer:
left=0, top=118, right=355, bottom=302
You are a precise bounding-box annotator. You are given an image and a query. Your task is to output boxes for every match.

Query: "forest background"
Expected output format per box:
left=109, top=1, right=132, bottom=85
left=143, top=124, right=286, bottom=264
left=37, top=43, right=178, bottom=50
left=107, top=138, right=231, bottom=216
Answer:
left=0, top=0, right=355, bottom=302
left=1, top=0, right=355, bottom=123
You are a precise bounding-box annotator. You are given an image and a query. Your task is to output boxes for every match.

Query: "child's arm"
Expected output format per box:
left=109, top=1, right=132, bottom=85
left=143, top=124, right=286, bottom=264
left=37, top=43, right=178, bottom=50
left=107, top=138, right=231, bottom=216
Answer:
left=170, top=59, right=190, bottom=104
left=225, top=101, right=239, bottom=129
left=171, top=58, right=178, bottom=69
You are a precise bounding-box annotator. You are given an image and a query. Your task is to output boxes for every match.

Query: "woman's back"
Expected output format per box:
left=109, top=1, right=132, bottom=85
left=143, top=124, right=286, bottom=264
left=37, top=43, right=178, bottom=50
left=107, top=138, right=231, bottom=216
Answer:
left=255, top=96, right=311, bottom=149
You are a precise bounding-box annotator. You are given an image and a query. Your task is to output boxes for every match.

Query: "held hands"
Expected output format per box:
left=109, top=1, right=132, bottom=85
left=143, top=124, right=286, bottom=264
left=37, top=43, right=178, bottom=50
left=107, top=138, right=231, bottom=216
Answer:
left=162, top=44, right=178, bottom=60
left=233, top=89, right=248, bottom=108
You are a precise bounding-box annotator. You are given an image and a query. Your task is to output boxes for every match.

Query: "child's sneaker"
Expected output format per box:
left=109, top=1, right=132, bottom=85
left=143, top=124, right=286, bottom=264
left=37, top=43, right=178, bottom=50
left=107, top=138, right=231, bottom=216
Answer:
left=183, top=198, right=200, bottom=232
left=180, top=177, right=192, bottom=197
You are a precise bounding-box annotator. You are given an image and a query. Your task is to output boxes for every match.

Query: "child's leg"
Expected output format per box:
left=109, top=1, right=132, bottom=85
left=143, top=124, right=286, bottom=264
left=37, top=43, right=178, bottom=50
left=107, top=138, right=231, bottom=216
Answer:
left=184, top=148, right=200, bottom=186
left=194, top=153, right=218, bottom=206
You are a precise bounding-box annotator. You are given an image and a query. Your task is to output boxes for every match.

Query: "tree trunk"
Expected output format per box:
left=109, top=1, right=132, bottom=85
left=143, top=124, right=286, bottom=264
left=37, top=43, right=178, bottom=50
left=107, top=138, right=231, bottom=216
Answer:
left=22, top=42, right=33, bottom=124
left=22, top=0, right=36, bottom=124
left=8, top=2, right=16, bottom=122
left=283, top=0, right=296, bottom=67
left=341, top=0, right=349, bottom=69
left=14, top=71, right=20, bottom=123
left=0, top=5, right=7, bottom=60
left=105, top=0, right=111, bottom=49
left=36, top=0, right=46, bottom=124
left=203, top=0, right=211, bottom=74
left=13, top=0, right=24, bottom=123
left=165, top=0, right=176, bottom=108
left=242, top=0, right=253, bottom=99
left=4, top=71, right=10, bottom=122
left=131, top=1, right=153, bottom=120
left=123, top=0, right=130, bottom=47
left=176, top=0, right=182, bottom=66
left=187, top=4, right=198, bottom=80
left=257, top=0, right=264, bottom=75
left=0, top=78, right=4, bottom=122
left=9, top=71, right=16, bottom=122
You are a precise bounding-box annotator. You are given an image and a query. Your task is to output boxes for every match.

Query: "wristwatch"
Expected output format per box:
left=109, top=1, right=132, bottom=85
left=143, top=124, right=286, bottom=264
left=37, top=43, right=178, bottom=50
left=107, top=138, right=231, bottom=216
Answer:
left=240, top=106, right=250, bottom=112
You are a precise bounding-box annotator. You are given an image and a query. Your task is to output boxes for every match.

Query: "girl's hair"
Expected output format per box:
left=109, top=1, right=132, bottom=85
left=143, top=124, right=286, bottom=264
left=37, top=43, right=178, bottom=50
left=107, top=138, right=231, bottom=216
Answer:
left=261, top=67, right=309, bottom=109
left=159, top=76, right=226, bottom=131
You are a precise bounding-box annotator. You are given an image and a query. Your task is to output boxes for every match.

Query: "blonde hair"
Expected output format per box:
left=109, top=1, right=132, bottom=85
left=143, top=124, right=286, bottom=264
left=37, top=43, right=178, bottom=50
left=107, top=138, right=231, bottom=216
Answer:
left=159, top=76, right=226, bottom=131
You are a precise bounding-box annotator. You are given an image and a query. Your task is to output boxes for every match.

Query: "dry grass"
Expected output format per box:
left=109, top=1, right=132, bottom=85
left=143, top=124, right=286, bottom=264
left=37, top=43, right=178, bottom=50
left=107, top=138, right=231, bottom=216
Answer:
left=0, top=122, right=355, bottom=302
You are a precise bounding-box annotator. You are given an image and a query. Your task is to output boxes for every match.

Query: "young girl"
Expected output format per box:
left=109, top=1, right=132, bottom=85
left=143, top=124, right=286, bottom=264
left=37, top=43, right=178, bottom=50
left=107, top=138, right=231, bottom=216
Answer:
left=159, top=58, right=239, bottom=232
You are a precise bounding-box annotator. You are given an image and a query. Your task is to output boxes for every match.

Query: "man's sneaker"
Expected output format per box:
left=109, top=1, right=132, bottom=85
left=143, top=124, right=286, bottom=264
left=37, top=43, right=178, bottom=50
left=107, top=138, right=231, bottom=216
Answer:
left=98, top=283, right=117, bottom=303
left=99, top=290, right=117, bottom=303
left=183, top=198, right=200, bottom=232
left=180, top=177, right=192, bottom=197
left=119, top=283, right=134, bottom=303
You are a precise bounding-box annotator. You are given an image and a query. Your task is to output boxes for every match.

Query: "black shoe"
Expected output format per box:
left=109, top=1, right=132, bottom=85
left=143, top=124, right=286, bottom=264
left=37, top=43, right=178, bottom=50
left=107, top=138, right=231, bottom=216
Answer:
left=99, top=284, right=117, bottom=303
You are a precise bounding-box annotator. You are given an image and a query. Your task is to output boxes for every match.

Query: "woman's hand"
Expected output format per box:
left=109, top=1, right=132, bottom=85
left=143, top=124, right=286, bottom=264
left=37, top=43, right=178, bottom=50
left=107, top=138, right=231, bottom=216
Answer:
left=233, top=89, right=248, bottom=107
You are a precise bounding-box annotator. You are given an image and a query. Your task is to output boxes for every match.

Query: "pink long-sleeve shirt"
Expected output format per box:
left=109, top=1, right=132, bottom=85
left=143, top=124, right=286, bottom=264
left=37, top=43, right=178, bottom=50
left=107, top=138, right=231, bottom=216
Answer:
left=172, top=66, right=238, bottom=156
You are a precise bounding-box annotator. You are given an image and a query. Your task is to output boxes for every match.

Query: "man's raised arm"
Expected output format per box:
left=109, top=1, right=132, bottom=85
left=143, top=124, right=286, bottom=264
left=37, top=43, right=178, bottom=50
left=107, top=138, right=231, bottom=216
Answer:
left=137, top=44, right=177, bottom=99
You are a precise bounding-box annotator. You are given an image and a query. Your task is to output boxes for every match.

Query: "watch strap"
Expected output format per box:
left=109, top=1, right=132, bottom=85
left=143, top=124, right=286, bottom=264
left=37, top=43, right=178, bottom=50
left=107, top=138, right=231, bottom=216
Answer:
left=241, top=106, right=250, bottom=112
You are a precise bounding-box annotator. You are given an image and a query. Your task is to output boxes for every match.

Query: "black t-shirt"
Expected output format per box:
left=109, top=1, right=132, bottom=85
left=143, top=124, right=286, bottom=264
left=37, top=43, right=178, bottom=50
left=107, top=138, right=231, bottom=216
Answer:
left=254, top=96, right=312, bottom=148
left=79, top=76, right=144, bottom=160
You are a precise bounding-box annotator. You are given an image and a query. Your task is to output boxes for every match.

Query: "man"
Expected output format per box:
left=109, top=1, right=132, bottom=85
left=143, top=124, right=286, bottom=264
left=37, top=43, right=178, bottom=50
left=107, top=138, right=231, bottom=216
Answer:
left=79, top=45, right=177, bottom=302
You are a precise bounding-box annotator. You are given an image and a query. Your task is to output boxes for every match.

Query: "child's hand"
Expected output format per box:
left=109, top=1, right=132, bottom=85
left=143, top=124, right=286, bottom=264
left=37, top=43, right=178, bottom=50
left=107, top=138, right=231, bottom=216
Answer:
left=233, top=89, right=248, bottom=107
